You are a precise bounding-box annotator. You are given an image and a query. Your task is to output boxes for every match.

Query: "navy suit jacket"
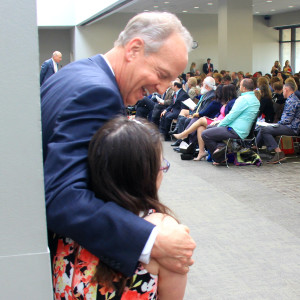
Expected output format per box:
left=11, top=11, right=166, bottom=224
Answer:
left=166, top=88, right=189, bottom=114
left=40, top=58, right=57, bottom=86
left=202, top=63, right=214, bottom=74
left=41, top=55, right=154, bottom=276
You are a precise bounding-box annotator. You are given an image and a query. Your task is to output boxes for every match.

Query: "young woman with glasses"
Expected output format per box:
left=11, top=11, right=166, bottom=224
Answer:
left=52, top=116, right=186, bottom=300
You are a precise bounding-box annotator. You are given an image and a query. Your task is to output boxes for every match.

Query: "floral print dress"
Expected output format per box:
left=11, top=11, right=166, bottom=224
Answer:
left=52, top=236, right=158, bottom=300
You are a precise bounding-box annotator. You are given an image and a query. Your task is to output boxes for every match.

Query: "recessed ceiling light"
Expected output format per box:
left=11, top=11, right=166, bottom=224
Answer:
left=208, top=3, right=213, bottom=5
left=255, top=11, right=260, bottom=14
left=266, top=0, right=272, bottom=3
left=164, top=1, right=169, bottom=3
left=194, top=6, right=199, bottom=8
left=154, top=5, right=158, bottom=8
left=271, top=9, right=275, bottom=11
left=144, top=10, right=149, bottom=12
left=182, top=10, right=188, bottom=13
left=288, top=5, right=294, bottom=8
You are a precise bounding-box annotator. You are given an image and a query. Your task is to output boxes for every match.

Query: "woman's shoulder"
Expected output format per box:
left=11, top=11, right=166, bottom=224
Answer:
left=144, top=213, right=177, bottom=226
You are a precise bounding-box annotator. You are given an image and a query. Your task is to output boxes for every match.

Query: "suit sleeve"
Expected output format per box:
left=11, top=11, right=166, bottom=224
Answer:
left=40, top=61, right=49, bottom=86
left=198, top=101, right=220, bottom=118
left=43, top=86, right=154, bottom=277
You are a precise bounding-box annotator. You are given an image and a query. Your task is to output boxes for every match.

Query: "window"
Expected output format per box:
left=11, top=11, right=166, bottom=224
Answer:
left=279, top=26, right=300, bottom=74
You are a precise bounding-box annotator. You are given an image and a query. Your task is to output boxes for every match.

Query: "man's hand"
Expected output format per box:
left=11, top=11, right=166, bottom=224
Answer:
left=192, top=113, right=199, bottom=118
left=161, top=110, right=167, bottom=117
left=149, top=215, right=196, bottom=274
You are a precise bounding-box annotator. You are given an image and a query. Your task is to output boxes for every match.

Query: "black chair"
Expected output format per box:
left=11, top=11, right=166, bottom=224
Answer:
left=224, top=117, right=259, bottom=168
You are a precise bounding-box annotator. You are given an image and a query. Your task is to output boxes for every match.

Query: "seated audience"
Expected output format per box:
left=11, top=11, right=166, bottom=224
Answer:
left=231, top=72, right=239, bottom=89
left=272, top=81, right=285, bottom=123
left=169, top=77, right=216, bottom=146
left=151, top=82, right=174, bottom=127
left=187, top=77, right=200, bottom=101
left=258, top=84, right=275, bottom=123
left=222, top=74, right=232, bottom=85
left=160, top=81, right=189, bottom=141
left=135, top=94, right=155, bottom=120
left=256, top=79, right=300, bottom=164
left=213, top=73, right=222, bottom=86
left=183, top=72, right=192, bottom=92
left=174, top=84, right=237, bottom=161
left=202, top=79, right=260, bottom=164
left=52, top=116, right=187, bottom=299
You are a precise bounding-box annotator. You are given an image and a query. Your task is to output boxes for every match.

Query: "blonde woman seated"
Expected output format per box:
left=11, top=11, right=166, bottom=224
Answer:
left=187, top=76, right=200, bottom=101
left=173, top=84, right=237, bottom=161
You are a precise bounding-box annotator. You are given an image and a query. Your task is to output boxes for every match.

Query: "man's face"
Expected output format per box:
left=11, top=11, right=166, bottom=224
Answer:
left=120, top=34, right=188, bottom=106
left=283, top=85, right=291, bottom=98
left=53, top=54, right=62, bottom=63
left=207, top=59, right=211, bottom=64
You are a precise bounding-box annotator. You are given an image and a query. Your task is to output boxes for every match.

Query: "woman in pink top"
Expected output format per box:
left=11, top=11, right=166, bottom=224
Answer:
left=174, top=84, right=237, bottom=161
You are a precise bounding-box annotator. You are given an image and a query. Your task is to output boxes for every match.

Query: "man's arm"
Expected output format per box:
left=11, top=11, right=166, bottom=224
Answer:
left=43, top=84, right=195, bottom=277
left=43, top=86, right=154, bottom=277
left=40, top=61, right=49, bottom=86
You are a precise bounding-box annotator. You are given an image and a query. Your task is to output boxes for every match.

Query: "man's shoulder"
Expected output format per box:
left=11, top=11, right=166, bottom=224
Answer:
left=42, top=58, right=52, bottom=66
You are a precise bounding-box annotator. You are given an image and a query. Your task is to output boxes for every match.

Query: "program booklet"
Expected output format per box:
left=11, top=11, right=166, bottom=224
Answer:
left=182, top=98, right=197, bottom=110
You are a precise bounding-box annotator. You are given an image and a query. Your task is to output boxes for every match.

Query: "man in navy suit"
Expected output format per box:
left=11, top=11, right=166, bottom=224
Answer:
left=40, top=51, right=62, bottom=86
left=41, top=12, right=196, bottom=279
left=159, top=81, right=189, bottom=140
left=202, top=58, right=214, bottom=74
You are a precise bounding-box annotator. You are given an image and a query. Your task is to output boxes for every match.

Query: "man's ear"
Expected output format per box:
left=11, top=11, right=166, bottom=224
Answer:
left=125, top=38, right=145, bottom=62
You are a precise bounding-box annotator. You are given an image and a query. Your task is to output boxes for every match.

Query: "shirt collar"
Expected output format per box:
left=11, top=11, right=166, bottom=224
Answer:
left=101, top=54, right=115, bottom=76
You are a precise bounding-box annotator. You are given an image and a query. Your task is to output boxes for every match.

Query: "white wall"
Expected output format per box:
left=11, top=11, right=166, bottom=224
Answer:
left=71, top=12, right=278, bottom=75
left=253, top=16, right=279, bottom=75
left=36, top=0, right=75, bottom=26
left=38, top=29, right=72, bottom=67
left=0, top=0, right=53, bottom=299
left=269, top=9, right=300, bottom=28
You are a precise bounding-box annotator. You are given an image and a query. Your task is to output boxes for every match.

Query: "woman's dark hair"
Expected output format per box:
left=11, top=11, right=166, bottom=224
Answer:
left=222, top=84, right=237, bottom=103
left=88, top=116, right=172, bottom=292
left=214, top=84, right=224, bottom=103
left=259, top=83, right=272, bottom=100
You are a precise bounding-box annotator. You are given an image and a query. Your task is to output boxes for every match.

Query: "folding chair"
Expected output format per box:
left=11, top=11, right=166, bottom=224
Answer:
left=277, top=134, right=300, bottom=164
left=224, top=118, right=259, bottom=168
left=170, top=119, right=177, bottom=141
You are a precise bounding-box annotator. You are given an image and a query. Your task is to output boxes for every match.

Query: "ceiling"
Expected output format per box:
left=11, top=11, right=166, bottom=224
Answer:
left=119, top=0, right=300, bottom=16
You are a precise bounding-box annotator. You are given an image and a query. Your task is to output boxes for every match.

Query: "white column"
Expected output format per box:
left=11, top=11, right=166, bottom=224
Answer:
left=0, top=0, right=53, bottom=299
left=218, top=0, right=253, bottom=73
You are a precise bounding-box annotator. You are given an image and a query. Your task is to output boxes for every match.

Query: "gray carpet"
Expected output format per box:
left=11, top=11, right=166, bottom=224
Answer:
left=159, top=141, right=300, bottom=300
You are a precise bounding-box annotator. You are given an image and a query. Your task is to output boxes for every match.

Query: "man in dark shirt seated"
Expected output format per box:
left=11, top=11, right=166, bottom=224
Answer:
left=159, top=81, right=189, bottom=141
left=256, top=80, right=300, bottom=164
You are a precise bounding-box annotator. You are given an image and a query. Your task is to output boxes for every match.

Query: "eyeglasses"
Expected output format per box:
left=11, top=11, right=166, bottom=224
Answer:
left=160, top=158, right=170, bottom=173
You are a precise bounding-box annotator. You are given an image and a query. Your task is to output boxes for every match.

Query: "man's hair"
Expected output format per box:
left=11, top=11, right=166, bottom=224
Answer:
left=273, top=82, right=283, bottom=91
left=188, top=77, right=197, bottom=87
left=203, top=76, right=216, bottom=90
left=284, top=78, right=297, bottom=91
left=213, top=73, right=222, bottom=83
left=174, top=81, right=182, bottom=89
left=223, top=74, right=232, bottom=82
left=241, top=78, right=255, bottom=91
left=88, top=116, right=173, bottom=290
left=114, top=12, right=193, bottom=55
left=52, top=51, right=61, bottom=57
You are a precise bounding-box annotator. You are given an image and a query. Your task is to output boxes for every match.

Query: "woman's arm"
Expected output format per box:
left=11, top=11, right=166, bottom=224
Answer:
left=144, top=213, right=188, bottom=300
